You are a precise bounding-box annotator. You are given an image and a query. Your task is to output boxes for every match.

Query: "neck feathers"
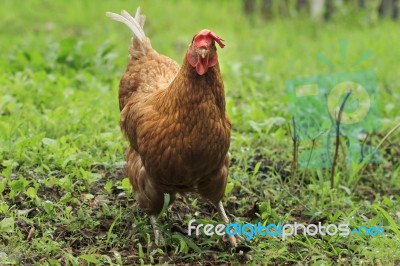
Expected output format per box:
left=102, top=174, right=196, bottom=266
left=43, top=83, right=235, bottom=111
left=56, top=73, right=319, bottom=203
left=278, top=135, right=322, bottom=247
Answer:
left=159, top=59, right=226, bottom=115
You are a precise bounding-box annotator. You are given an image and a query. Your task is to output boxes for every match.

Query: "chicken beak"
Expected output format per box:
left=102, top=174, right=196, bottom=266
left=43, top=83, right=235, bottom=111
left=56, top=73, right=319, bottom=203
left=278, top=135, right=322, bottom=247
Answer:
left=199, top=48, right=208, bottom=59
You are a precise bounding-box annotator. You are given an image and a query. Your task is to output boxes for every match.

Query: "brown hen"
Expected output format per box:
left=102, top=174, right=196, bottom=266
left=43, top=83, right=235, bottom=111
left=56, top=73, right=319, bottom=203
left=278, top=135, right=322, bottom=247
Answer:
left=106, top=7, right=240, bottom=246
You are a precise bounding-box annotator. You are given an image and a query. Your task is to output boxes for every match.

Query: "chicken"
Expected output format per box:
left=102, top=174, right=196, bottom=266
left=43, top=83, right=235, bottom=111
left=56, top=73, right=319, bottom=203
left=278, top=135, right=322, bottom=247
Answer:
left=106, top=7, right=242, bottom=246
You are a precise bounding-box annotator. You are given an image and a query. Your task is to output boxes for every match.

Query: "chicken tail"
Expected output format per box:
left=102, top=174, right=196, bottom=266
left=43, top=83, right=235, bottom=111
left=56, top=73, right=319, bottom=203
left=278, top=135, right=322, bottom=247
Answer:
left=106, top=7, right=150, bottom=58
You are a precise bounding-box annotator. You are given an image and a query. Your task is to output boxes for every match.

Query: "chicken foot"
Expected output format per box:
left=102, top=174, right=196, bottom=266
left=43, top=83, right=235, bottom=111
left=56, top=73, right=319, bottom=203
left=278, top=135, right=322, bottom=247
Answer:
left=217, top=201, right=244, bottom=247
left=150, top=215, right=164, bottom=246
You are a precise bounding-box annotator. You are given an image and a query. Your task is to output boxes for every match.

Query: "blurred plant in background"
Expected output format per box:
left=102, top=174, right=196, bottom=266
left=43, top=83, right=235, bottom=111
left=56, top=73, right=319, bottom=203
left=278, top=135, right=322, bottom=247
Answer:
left=243, top=0, right=400, bottom=23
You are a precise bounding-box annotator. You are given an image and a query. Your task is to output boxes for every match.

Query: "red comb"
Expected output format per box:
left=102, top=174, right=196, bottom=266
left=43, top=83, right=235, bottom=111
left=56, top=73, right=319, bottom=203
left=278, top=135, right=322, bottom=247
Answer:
left=193, top=29, right=225, bottom=48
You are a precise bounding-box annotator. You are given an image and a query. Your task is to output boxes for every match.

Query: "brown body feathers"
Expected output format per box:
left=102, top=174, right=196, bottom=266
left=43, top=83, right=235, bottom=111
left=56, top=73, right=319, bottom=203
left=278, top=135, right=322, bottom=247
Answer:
left=108, top=8, right=231, bottom=216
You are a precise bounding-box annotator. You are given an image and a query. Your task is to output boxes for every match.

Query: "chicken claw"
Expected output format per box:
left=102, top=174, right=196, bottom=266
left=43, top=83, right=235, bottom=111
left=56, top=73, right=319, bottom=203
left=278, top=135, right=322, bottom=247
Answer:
left=217, top=201, right=245, bottom=247
left=223, top=233, right=245, bottom=247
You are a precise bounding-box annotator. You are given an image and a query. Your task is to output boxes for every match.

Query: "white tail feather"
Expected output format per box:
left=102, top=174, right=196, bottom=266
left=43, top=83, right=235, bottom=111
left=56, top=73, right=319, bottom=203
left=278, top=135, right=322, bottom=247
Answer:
left=134, top=7, right=145, bottom=28
left=106, top=7, right=145, bottom=43
left=120, top=10, right=136, bottom=26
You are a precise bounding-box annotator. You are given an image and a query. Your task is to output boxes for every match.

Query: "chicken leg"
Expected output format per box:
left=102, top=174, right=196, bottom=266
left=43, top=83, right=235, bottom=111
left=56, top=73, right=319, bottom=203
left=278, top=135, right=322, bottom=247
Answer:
left=150, top=215, right=164, bottom=246
left=217, top=201, right=244, bottom=247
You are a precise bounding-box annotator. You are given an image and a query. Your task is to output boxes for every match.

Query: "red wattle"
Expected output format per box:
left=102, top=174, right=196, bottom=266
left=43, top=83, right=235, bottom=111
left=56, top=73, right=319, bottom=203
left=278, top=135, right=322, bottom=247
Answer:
left=196, top=55, right=209, bottom=75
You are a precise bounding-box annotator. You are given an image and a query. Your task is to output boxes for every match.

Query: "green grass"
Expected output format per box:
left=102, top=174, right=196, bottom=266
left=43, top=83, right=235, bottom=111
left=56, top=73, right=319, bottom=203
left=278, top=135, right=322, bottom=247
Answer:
left=1, top=0, right=400, bottom=265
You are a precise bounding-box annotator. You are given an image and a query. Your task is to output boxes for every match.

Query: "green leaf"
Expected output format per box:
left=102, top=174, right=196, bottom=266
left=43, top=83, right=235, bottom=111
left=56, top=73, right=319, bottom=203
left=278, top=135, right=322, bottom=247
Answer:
left=0, top=217, right=14, bottom=233
left=253, top=161, right=262, bottom=175
left=0, top=202, right=9, bottom=214
left=41, top=138, right=57, bottom=147
left=179, top=238, right=188, bottom=253
left=59, top=192, right=72, bottom=203
left=137, top=243, right=144, bottom=259
left=25, top=187, right=37, bottom=199
left=373, top=204, right=400, bottom=236
left=104, top=180, right=113, bottom=194
left=0, top=179, right=6, bottom=194
left=119, top=178, right=132, bottom=195
left=106, top=215, right=120, bottom=244
left=224, top=182, right=234, bottom=196
left=79, top=254, right=101, bottom=264
left=171, top=233, right=201, bottom=253
left=382, top=196, right=393, bottom=207
left=158, top=193, right=170, bottom=218
left=43, top=201, right=54, bottom=214
left=9, top=176, right=29, bottom=192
